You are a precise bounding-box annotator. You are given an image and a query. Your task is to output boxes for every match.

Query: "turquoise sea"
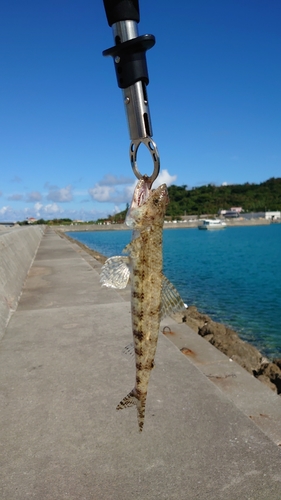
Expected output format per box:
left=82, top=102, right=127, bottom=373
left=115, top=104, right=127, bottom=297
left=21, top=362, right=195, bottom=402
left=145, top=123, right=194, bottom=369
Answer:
left=67, top=224, right=281, bottom=359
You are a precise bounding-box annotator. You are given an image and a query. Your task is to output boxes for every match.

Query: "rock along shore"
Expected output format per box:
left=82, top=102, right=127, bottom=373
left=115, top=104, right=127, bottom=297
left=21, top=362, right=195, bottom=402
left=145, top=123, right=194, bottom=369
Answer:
left=58, top=230, right=281, bottom=397
left=174, top=306, right=281, bottom=396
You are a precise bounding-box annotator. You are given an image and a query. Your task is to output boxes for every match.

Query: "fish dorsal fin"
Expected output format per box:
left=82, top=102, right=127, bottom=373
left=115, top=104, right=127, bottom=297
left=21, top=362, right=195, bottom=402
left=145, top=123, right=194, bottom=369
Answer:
left=160, top=275, right=185, bottom=319
left=100, top=256, right=130, bottom=289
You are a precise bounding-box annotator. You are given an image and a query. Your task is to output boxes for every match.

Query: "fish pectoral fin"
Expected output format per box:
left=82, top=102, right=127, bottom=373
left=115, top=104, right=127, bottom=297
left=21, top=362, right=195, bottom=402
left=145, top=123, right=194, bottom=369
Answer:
left=160, top=275, right=186, bottom=319
left=123, top=232, right=143, bottom=258
left=122, top=342, right=135, bottom=360
left=100, top=256, right=130, bottom=289
left=116, top=390, right=138, bottom=410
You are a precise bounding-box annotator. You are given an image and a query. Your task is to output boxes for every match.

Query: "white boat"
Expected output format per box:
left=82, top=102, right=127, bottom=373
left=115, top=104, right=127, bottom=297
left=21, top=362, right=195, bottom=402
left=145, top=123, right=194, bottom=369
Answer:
left=198, top=219, right=227, bottom=230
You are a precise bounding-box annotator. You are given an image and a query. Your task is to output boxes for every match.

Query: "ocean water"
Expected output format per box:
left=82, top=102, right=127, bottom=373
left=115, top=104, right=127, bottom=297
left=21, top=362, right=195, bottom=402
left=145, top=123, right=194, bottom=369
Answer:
left=67, top=224, right=281, bottom=359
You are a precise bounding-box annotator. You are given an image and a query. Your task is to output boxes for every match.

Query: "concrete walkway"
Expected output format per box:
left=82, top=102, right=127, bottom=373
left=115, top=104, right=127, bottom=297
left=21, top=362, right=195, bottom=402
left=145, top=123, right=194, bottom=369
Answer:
left=1, top=228, right=281, bottom=500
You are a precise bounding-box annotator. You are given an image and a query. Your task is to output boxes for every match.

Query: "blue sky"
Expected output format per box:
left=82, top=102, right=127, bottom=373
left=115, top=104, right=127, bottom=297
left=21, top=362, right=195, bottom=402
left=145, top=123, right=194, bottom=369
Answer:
left=1, top=0, right=280, bottom=222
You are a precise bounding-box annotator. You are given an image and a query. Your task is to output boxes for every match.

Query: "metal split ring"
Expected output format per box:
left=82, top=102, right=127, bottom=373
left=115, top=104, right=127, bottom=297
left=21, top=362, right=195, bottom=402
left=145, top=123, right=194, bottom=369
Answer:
left=130, top=137, right=160, bottom=185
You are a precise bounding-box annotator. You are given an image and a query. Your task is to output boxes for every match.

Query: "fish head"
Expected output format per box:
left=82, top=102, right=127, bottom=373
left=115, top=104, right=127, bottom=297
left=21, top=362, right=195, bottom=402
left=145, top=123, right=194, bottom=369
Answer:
left=126, top=178, right=169, bottom=229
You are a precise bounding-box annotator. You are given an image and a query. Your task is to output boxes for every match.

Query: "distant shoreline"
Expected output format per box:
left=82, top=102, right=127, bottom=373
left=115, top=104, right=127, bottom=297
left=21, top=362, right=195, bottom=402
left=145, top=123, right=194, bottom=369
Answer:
left=57, top=218, right=279, bottom=232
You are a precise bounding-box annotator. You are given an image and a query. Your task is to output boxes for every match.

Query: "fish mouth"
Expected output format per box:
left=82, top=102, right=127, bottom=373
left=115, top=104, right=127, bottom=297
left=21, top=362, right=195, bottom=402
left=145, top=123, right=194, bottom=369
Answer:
left=125, top=178, right=152, bottom=228
left=125, top=178, right=168, bottom=228
left=136, top=179, right=151, bottom=207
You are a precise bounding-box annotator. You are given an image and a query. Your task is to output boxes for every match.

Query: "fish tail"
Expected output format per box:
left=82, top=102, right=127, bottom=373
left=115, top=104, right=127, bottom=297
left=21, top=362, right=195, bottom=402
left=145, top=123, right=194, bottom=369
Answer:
left=116, top=390, right=147, bottom=432
left=116, top=390, right=138, bottom=410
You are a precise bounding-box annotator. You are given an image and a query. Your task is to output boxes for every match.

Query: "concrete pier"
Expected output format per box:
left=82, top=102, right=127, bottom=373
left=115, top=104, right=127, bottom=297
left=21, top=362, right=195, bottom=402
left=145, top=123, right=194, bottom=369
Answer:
left=0, top=225, right=44, bottom=338
left=1, top=228, right=281, bottom=499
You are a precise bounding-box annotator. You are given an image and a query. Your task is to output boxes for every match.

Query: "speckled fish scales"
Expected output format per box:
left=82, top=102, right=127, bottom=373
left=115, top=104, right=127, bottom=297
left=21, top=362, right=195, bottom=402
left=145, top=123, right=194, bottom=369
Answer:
left=100, top=179, right=185, bottom=432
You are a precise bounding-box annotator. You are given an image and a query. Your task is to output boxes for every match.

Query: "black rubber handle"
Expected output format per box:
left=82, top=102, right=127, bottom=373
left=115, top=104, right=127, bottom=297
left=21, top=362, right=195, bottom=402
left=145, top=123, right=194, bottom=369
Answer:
left=103, top=34, right=155, bottom=88
left=103, top=0, right=140, bottom=27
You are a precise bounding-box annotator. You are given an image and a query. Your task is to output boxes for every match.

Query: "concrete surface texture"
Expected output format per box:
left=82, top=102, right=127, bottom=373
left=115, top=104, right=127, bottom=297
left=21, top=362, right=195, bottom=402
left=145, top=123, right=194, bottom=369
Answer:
left=0, top=226, right=44, bottom=338
left=1, top=228, right=281, bottom=500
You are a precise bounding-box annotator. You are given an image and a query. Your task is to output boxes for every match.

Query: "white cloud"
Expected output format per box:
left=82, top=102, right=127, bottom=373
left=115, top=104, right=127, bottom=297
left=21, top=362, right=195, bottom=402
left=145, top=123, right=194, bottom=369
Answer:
left=112, top=205, right=124, bottom=215
left=0, top=205, right=18, bottom=222
left=89, top=183, right=137, bottom=204
left=44, top=182, right=57, bottom=190
left=7, top=193, right=23, bottom=201
left=26, top=191, right=42, bottom=202
left=112, top=183, right=137, bottom=203
left=99, top=174, right=133, bottom=186
left=0, top=206, right=10, bottom=215
left=88, top=184, right=115, bottom=202
left=153, top=169, right=177, bottom=188
left=44, top=203, right=62, bottom=214
left=47, top=185, right=73, bottom=203
left=89, top=169, right=176, bottom=205
left=34, top=202, right=43, bottom=217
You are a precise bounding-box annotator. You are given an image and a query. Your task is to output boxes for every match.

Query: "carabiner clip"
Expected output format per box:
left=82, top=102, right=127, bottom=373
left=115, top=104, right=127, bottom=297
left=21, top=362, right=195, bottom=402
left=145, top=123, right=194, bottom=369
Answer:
left=130, top=137, right=160, bottom=186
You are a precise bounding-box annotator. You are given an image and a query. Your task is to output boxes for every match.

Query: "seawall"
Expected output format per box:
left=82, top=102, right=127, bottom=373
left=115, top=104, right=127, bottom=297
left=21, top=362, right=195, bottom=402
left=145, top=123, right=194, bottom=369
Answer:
left=0, top=225, right=45, bottom=338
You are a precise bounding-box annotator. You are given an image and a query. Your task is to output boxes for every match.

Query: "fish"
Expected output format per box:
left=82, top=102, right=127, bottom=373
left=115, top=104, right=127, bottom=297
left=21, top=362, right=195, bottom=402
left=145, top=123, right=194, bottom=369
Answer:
left=100, top=177, right=185, bottom=432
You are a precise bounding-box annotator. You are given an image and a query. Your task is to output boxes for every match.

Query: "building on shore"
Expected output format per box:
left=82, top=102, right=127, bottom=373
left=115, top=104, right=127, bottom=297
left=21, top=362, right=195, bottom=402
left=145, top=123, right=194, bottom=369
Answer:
left=219, top=207, right=243, bottom=217
left=222, top=211, right=240, bottom=218
left=265, top=211, right=281, bottom=220
left=230, top=207, right=243, bottom=213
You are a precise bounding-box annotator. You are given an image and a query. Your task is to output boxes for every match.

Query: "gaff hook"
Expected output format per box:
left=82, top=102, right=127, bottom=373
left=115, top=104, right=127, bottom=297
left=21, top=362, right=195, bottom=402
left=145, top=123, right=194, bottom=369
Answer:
left=130, top=137, right=160, bottom=185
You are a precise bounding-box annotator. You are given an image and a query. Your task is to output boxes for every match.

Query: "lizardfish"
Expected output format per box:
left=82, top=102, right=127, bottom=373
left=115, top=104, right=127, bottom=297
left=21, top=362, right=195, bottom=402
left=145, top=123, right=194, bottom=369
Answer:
left=100, top=177, right=185, bottom=432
